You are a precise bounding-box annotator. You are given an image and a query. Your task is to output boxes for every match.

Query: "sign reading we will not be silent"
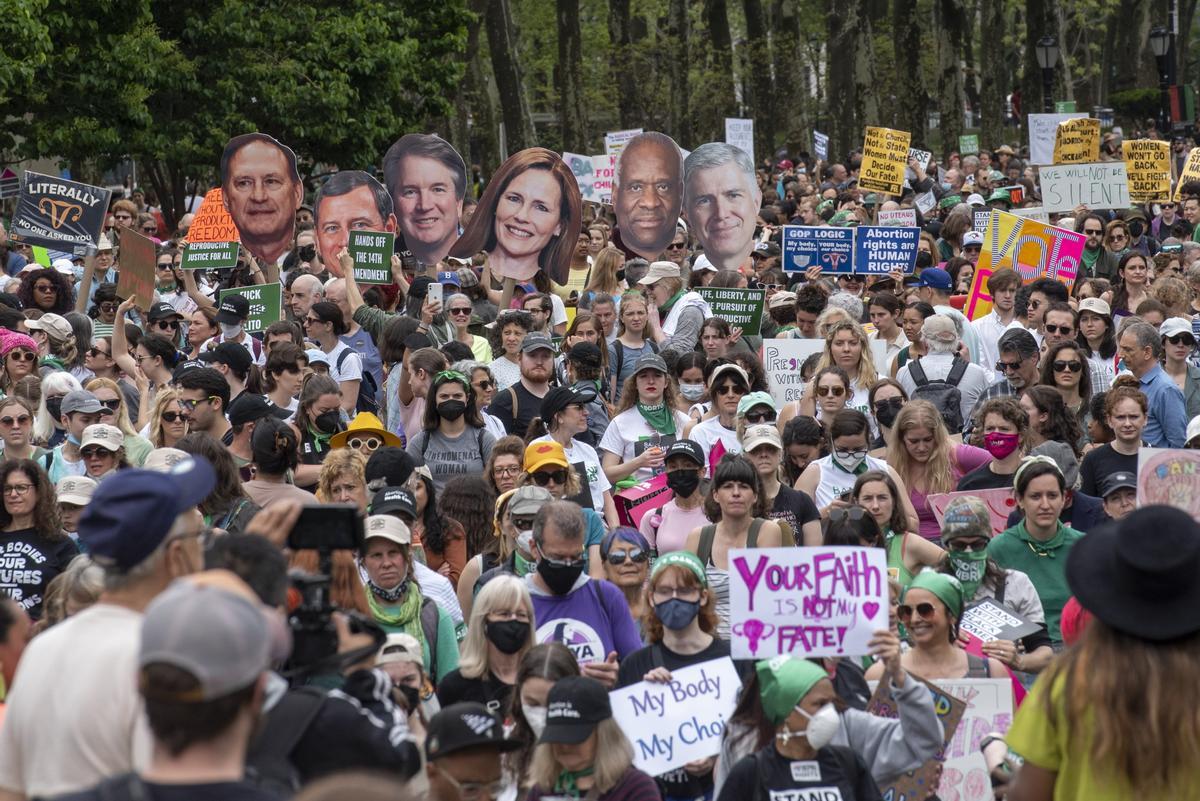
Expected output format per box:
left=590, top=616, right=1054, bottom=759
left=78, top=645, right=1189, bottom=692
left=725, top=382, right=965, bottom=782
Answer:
left=1038, top=162, right=1130, bottom=213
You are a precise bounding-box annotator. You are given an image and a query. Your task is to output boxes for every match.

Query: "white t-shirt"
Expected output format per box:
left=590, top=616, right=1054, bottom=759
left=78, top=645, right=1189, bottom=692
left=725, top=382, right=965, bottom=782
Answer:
left=0, top=604, right=153, bottom=798
left=550, top=293, right=568, bottom=328
left=688, top=415, right=742, bottom=472
left=326, top=339, right=364, bottom=385
left=809, top=453, right=889, bottom=510
left=534, top=434, right=611, bottom=510
left=599, top=407, right=692, bottom=483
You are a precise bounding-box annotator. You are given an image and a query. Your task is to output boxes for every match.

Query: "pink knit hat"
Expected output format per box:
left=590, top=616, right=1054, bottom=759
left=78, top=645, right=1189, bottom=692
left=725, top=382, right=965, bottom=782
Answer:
left=0, top=328, right=38, bottom=358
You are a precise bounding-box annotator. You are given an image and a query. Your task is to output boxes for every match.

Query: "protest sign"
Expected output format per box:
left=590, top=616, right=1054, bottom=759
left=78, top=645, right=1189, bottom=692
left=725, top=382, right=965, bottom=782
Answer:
left=9, top=172, right=112, bottom=254
left=877, top=208, right=917, bottom=227
left=860, top=126, right=911, bottom=195
left=724, top=118, right=755, bottom=166
left=960, top=599, right=1042, bottom=644
left=182, top=187, right=241, bottom=270
left=914, top=190, right=936, bottom=215
left=348, top=230, right=395, bottom=285
left=813, top=131, right=829, bottom=161
left=963, top=210, right=1085, bottom=320
left=959, top=134, right=980, bottom=155
left=853, top=225, right=920, bottom=274
left=1009, top=206, right=1050, bottom=224
left=1138, top=448, right=1200, bottom=521
left=219, top=282, right=282, bottom=334
left=1001, top=185, right=1026, bottom=206
left=1028, top=112, right=1087, bottom=165
left=0, top=168, right=18, bottom=199
left=971, top=208, right=992, bottom=234
left=1055, top=100, right=1077, bottom=113
left=1123, top=139, right=1171, bottom=202
left=927, top=488, right=1018, bottom=536
left=932, top=680, right=1015, bottom=801
left=697, top=287, right=764, bottom=334
left=908, top=147, right=932, bottom=170
left=591, top=155, right=616, bottom=205
left=1175, top=148, right=1200, bottom=201
left=761, top=340, right=888, bottom=410
left=781, top=225, right=854, bottom=274
left=384, top=133, right=466, bottom=267
left=868, top=676, right=968, bottom=801
left=727, top=546, right=889, bottom=659
left=610, top=657, right=742, bottom=776
left=1052, top=117, right=1101, bottom=164
left=605, top=129, right=643, bottom=157
left=563, top=152, right=595, bottom=201
left=181, top=241, right=240, bottom=270
left=1038, top=162, right=1130, bottom=213
left=614, top=472, right=671, bottom=528
left=116, top=228, right=156, bottom=311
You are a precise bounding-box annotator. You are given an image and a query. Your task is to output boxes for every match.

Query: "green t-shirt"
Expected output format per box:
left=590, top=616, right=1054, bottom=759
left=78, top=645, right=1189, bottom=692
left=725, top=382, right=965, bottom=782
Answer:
left=987, top=520, right=1083, bottom=642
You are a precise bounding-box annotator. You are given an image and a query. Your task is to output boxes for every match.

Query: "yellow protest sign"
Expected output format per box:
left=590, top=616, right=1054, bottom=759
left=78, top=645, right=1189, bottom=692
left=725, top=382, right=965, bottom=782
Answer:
left=1175, top=147, right=1200, bottom=201
left=859, top=126, right=910, bottom=196
left=1052, top=118, right=1100, bottom=164
left=1123, top=140, right=1171, bottom=203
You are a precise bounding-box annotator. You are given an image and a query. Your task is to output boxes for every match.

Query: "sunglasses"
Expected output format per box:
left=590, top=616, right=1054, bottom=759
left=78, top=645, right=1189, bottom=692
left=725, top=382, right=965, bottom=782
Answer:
left=154, top=320, right=180, bottom=330
left=828, top=507, right=867, bottom=523
left=1044, top=324, right=1073, bottom=335
left=160, top=411, right=189, bottom=423
left=474, top=379, right=494, bottom=391
left=714, top=383, right=746, bottom=397
left=0, top=415, right=30, bottom=426
left=743, top=410, right=776, bottom=424
left=98, top=303, right=118, bottom=313
left=531, top=469, right=569, bottom=486
left=88, top=347, right=110, bottom=358
left=606, top=548, right=649, bottom=565
left=897, top=602, right=938, bottom=621
left=80, top=447, right=114, bottom=459
left=142, top=226, right=158, bottom=233
left=1167, top=334, right=1196, bottom=346
left=7, top=352, right=35, bottom=363
left=948, top=538, right=990, bottom=553
left=1083, top=229, right=1103, bottom=236
left=667, top=242, right=686, bottom=250
left=1052, top=360, right=1082, bottom=373
left=448, top=308, right=472, bottom=316
left=995, top=359, right=1024, bottom=372
left=97, top=399, right=122, bottom=412
left=348, top=437, right=383, bottom=451
left=816, top=385, right=846, bottom=397
left=34, top=284, right=57, bottom=293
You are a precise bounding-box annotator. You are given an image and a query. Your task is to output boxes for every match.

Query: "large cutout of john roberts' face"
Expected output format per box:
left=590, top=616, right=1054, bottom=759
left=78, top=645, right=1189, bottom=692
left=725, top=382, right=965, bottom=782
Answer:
left=613, top=132, right=683, bottom=262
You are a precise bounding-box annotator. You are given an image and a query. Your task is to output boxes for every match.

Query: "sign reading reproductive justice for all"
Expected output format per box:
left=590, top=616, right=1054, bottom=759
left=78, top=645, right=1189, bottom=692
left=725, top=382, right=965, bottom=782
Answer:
left=728, top=546, right=889, bottom=659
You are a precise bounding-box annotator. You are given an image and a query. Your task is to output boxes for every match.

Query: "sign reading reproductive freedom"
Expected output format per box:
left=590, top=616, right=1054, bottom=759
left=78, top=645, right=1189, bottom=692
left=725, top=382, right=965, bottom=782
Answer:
left=9, top=172, right=113, bottom=254
left=1028, top=113, right=1087, bottom=165
left=696, top=287, right=765, bottom=334
left=860, top=126, right=911, bottom=195
left=728, top=546, right=889, bottom=659
left=1052, top=117, right=1101, bottom=164
left=853, top=225, right=920, bottom=274
left=1038, top=162, right=1130, bottom=213
left=963, top=209, right=1085, bottom=320
left=1123, top=139, right=1171, bottom=202
left=781, top=225, right=854, bottom=273
left=348, top=230, right=395, bottom=285
left=609, top=657, right=742, bottom=776
left=181, top=188, right=240, bottom=270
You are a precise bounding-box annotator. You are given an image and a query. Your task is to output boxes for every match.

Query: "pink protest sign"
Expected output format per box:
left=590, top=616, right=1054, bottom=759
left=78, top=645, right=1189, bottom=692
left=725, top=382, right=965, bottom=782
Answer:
left=927, top=489, right=1018, bottom=536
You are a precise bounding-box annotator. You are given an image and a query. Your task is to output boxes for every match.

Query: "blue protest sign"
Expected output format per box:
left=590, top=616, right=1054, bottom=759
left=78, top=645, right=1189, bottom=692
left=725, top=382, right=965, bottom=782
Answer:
left=813, top=131, right=829, bottom=162
left=781, top=225, right=854, bottom=274
left=853, top=225, right=920, bottom=274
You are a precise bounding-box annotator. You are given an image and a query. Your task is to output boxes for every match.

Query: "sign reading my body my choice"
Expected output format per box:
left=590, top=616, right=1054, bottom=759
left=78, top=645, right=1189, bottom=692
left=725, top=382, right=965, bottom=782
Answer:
left=782, top=225, right=854, bottom=274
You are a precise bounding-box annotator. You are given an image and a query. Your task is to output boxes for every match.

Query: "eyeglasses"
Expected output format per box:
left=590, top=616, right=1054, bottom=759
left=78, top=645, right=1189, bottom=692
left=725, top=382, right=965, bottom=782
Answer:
left=995, top=359, right=1024, bottom=372
left=33, top=284, right=56, bottom=293
left=743, top=410, right=776, bottom=424
left=98, top=302, right=118, bottom=313
left=81, top=447, right=115, bottom=459
left=348, top=437, right=383, bottom=451
left=531, top=469, right=568, bottom=486
left=510, top=516, right=537, bottom=530
left=1162, top=203, right=1177, bottom=209
left=7, top=352, right=35, bottom=363
left=816, top=385, right=846, bottom=397
left=0, top=415, right=30, bottom=426
left=650, top=586, right=702, bottom=603
left=539, top=552, right=586, bottom=569
left=1052, top=360, right=1083, bottom=373
left=494, top=465, right=520, bottom=477
left=141, top=225, right=158, bottom=233
left=714, top=383, right=746, bottom=397
left=606, top=548, right=649, bottom=565
left=1044, top=324, right=1073, bottom=336
left=448, top=307, right=472, bottom=316
left=828, top=507, right=867, bottom=523
left=304, top=316, right=323, bottom=326
left=474, top=379, right=494, bottom=391
left=1167, top=334, right=1196, bottom=346
left=488, top=609, right=532, bottom=623
left=897, top=602, right=938, bottom=621
left=178, top=396, right=216, bottom=411
left=160, top=411, right=189, bottom=423
left=2, top=483, right=33, bottom=496
left=1109, top=234, right=1128, bottom=242
left=173, top=527, right=218, bottom=551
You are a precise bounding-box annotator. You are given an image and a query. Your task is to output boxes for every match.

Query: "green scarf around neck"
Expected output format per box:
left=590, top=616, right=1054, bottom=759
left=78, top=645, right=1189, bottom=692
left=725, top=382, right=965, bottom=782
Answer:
left=554, top=766, right=595, bottom=797
left=658, top=288, right=686, bottom=315
left=366, top=583, right=427, bottom=653
left=637, top=402, right=676, bottom=435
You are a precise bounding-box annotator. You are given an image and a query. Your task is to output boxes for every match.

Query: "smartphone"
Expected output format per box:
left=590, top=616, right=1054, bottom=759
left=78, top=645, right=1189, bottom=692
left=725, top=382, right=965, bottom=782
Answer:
left=286, top=504, right=364, bottom=551
left=427, top=282, right=443, bottom=307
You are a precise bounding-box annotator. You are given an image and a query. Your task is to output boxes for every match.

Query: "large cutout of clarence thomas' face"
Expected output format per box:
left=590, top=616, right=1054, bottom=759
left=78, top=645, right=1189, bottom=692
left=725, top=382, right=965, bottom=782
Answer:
left=220, top=133, right=304, bottom=266
left=683, top=142, right=762, bottom=272
left=313, top=170, right=398, bottom=278
left=613, top=132, right=684, bottom=262
left=382, top=133, right=467, bottom=269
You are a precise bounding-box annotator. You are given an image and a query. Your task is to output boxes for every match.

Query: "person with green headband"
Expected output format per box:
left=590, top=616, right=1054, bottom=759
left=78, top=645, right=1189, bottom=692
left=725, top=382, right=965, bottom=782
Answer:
left=406, top=368, right=496, bottom=495
left=600, top=352, right=692, bottom=486
left=934, top=495, right=1055, bottom=676
left=717, top=657, right=882, bottom=801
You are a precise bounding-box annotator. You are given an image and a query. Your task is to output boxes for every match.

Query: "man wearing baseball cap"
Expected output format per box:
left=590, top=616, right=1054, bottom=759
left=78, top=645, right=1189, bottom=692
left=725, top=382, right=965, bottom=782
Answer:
left=1099, top=471, right=1137, bottom=522
left=199, top=341, right=255, bottom=406
left=489, top=332, right=554, bottom=437
left=206, top=292, right=265, bottom=366
left=226, top=393, right=291, bottom=469
left=0, top=458, right=215, bottom=798
left=425, top=702, right=520, bottom=801
left=41, top=389, right=105, bottom=484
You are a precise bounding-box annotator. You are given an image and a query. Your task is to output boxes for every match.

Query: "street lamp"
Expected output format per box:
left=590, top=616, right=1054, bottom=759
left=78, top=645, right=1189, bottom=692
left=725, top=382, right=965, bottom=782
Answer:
left=1036, top=36, right=1059, bottom=113
left=1151, top=25, right=1172, bottom=133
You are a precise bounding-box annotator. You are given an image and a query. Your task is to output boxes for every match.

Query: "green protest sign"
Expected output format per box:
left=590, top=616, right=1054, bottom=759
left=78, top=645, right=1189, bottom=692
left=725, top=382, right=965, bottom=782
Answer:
left=697, top=287, right=765, bottom=334
left=959, top=134, right=979, bottom=155
left=349, top=230, right=395, bottom=285
left=219, top=283, right=281, bottom=334
left=1055, top=100, right=1077, bottom=113
left=181, top=241, right=239, bottom=270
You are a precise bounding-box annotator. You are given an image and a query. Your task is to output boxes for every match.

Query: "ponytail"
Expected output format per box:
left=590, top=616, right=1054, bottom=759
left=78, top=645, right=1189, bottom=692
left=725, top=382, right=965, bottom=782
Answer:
left=524, top=416, right=550, bottom=443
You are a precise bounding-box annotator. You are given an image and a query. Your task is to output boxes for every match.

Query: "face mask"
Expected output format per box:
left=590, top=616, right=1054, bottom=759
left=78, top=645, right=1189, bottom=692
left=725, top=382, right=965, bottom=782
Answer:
left=315, top=410, right=343, bottom=435
left=939, top=182, right=952, bottom=193
left=398, top=682, right=421, bottom=712
left=368, top=577, right=408, bottom=603
left=298, top=245, right=316, bottom=262
left=46, top=397, right=62, bottom=423
left=1128, top=220, right=1144, bottom=239
left=616, top=269, right=626, bottom=283
left=219, top=322, right=243, bottom=339
left=537, top=557, right=585, bottom=595
left=436, top=400, right=467, bottom=421
left=949, top=549, right=988, bottom=600
left=524, top=704, right=548, bottom=738
left=516, top=529, right=535, bottom=558
left=982, top=431, right=1020, bottom=459
left=777, top=702, right=839, bottom=750
left=666, top=469, right=701, bottom=498
left=874, top=398, right=904, bottom=429
left=655, top=598, right=701, bottom=630
left=486, top=620, right=530, bottom=654
left=67, top=432, right=82, bottom=446
left=679, top=382, right=705, bottom=401
left=915, top=251, right=933, bottom=270
left=833, top=448, right=866, bottom=474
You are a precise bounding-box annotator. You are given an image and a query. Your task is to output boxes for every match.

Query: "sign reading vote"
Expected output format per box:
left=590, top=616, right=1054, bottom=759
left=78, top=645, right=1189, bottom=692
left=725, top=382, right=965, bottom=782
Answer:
left=9, top=172, right=113, bottom=254
left=219, top=283, right=282, bottom=334
left=1038, top=162, right=1130, bottom=213
left=609, top=657, right=742, bottom=776
left=728, top=546, right=888, bottom=659
left=348, top=230, right=395, bottom=285
left=782, top=225, right=854, bottom=273
left=853, top=225, right=920, bottom=274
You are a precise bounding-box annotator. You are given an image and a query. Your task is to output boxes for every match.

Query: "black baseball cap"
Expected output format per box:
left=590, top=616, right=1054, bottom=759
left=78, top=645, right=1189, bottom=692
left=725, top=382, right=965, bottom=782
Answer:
left=540, top=676, right=612, bottom=745
left=426, top=702, right=521, bottom=761
left=215, top=294, right=250, bottom=325
left=540, top=385, right=597, bottom=421
left=521, top=332, right=555, bottom=354
left=566, top=342, right=601, bottom=368
left=665, top=439, right=705, bottom=467
left=1100, top=471, right=1137, bottom=498
left=172, top=359, right=206, bottom=382
left=199, top=341, right=253, bottom=374
left=147, top=302, right=184, bottom=322
left=365, top=447, right=419, bottom=490
left=227, top=394, right=290, bottom=427
left=370, top=486, right=417, bottom=520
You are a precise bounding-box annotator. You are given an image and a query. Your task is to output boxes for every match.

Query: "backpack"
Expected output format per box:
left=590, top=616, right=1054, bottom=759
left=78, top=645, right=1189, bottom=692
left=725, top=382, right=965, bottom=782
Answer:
left=336, top=348, right=380, bottom=414
left=908, top=356, right=968, bottom=432
left=245, top=686, right=327, bottom=794
left=611, top=340, right=658, bottom=401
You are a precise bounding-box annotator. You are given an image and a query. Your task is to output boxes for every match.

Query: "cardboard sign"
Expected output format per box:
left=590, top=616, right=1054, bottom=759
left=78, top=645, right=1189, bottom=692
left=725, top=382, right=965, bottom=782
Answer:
left=971, top=208, right=992, bottom=234
left=727, top=546, right=889, bottom=659
left=605, top=129, right=643, bottom=157
left=813, top=131, right=829, bottom=161
left=781, top=225, right=855, bottom=273
left=9, top=172, right=113, bottom=254
left=696, top=286, right=765, bottom=334
left=1138, top=448, right=1200, bottom=521
left=1009, top=206, right=1050, bottom=224
left=1175, top=148, right=1200, bottom=201
left=1038, top=162, right=1130, bottom=213
left=591, top=154, right=616, bottom=205
left=877, top=208, right=918, bottom=227
left=182, top=189, right=240, bottom=269
left=614, top=472, right=672, bottom=528
left=761, top=339, right=889, bottom=410
left=610, top=657, right=742, bottom=776
left=563, top=152, right=595, bottom=201
left=348, top=230, right=395, bottom=285
left=1123, top=139, right=1172, bottom=202
left=927, top=488, right=1018, bottom=536
left=860, top=126, right=911, bottom=195
left=219, top=282, right=282, bottom=334
left=868, top=676, right=968, bottom=801
left=853, top=225, right=920, bottom=274
left=116, top=228, right=157, bottom=311
left=1028, top=113, right=1087, bottom=165
left=963, top=210, right=1085, bottom=320
left=725, top=118, right=755, bottom=166
left=0, top=168, right=18, bottom=199
left=908, top=147, right=932, bottom=171
left=1052, top=117, right=1101, bottom=164
left=959, top=134, right=980, bottom=155
left=960, top=598, right=1042, bottom=643
left=932, top=679, right=1015, bottom=801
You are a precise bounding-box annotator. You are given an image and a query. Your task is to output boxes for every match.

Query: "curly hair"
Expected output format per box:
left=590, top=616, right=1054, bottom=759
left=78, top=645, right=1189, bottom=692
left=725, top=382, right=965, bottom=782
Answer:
left=315, top=448, right=369, bottom=504
left=485, top=435, right=526, bottom=496
left=0, top=459, right=63, bottom=541
left=1023, top=385, right=1083, bottom=457
left=18, top=269, right=73, bottom=315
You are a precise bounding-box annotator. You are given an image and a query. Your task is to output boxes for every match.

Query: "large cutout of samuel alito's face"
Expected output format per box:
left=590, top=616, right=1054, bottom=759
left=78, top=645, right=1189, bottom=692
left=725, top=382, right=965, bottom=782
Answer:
left=221, top=133, right=303, bottom=266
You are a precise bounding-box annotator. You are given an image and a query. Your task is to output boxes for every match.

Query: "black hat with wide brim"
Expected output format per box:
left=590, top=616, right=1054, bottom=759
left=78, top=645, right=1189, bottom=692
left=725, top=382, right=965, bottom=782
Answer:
left=1066, top=506, right=1200, bottom=642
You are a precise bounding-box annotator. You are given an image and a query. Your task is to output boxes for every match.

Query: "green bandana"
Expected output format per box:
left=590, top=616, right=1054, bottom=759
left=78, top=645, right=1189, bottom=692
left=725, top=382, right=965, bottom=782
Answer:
left=904, top=570, right=965, bottom=619
left=39, top=355, right=65, bottom=372
left=306, top=424, right=333, bottom=453
left=948, top=550, right=988, bottom=601
left=636, top=403, right=676, bottom=436
left=756, top=656, right=827, bottom=724
left=659, top=288, right=686, bottom=314
left=554, top=766, right=595, bottom=797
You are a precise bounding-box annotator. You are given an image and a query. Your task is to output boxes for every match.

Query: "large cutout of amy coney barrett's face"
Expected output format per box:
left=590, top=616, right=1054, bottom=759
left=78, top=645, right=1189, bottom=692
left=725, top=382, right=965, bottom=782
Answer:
left=613, top=132, right=684, bottom=262
left=220, top=133, right=303, bottom=266
left=382, top=133, right=467, bottom=268
left=683, top=142, right=762, bottom=272
left=448, top=147, right=581, bottom=285
left=312, top=170, right=398, bottom=278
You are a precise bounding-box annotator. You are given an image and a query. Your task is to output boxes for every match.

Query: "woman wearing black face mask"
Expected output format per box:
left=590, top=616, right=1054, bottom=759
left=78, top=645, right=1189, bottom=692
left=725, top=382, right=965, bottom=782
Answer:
left=867, top=379, right=908, bottom=455
left=292, top=374, right=345, bottom=481
left=437, top=574, right=535, bottom=713
left=406, top=369, right=496, bottom=496
left=638, top=439, right=709, bottom=557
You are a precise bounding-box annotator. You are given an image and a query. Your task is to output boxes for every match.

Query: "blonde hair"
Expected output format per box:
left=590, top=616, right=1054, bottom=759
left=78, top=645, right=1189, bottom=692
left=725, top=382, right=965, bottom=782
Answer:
left=528, top=717, right=634, bottom=794
left=616, top=290, right=650, bottom=337
left=814, top=306, right=853, bottom=339
left=816, top=320, right=878, bottom=388
left=40, top=554, right=104, bottom=627
left=315, top=448, right=368, bottom=503
left=585, top=247, right=624, bottom=296
left=147, top=387, right=186, bottom=448
left=84, top=377, right=138, bottom=437
left=459, top=574, right=535, bottom=679
left=887, top=400, right=954, bottom=493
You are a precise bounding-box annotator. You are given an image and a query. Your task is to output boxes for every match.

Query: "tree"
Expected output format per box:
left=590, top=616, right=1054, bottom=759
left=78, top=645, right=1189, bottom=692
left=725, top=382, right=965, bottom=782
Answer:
left=486, top=0, right=537, bottom=154
left=0, top=0, right=51, bottom=150
left=934, top=0, right=967, bottom=156
left=892, top=0, right=927, bottom=145
left=979, top=0, right=1007, bottom=149
left=665, top=0, right=691, bottom=145
left=557, top=0, right=588, bottom=151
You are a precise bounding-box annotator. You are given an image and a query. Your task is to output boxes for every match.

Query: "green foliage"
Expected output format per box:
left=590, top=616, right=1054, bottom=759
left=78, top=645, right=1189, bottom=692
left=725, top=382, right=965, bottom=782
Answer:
left=0, top=0, right=51, bottom=126
left=1109, top=88, right=1161, bottom=121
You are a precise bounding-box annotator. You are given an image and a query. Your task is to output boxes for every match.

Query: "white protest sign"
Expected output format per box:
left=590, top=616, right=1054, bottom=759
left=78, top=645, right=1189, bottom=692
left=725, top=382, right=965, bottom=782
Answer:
left=609, top=657, right=742, bottom=776
left=1038, top=162, right=1130, bottom=213
left=728, top=546, right=889, bottom=659
left=878, top=208, right=918, bottom=227
left=934, top=679, right=1015, bottom=801
left=813, top=131, right=829, bottom=161
left=563, top=152, right=595, bottom=201
left=1028, top=113, right=1087, bottom=166
left=605, top=129, right=643, bottom=157
left=1009, top=206, right=1050, bottom=224
left=914, top=190, right=936, bottom=215
left=725, top=118, right=755, bottom=166
left=908, top=147, right=932, bottom=170
left=591, top=154, right=616, bottom=205
left=761, top=339, right=888, bottom=410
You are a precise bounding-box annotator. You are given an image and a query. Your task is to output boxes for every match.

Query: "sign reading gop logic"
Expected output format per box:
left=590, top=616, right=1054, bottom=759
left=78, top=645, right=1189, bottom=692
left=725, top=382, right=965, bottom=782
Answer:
left=219, top=133, right=303, bottom=267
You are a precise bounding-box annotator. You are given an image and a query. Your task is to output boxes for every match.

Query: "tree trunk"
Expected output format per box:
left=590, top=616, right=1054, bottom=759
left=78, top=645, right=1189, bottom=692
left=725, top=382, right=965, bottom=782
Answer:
left=608, top=0, right=643, bottom=129
left=742, top=0, right=773, bottom=163
left=1021, top=0, right=1050, bottom=123
left=485, top=0, right=536, bottom=154
left=704, top=0, right=737, bottom=140
left=1180, top=0, right=1198, bottom=96
left=892, top=0, right=926, bottom=146
left=557, top=0, right=588, bottom=152
left=827, top=0, right=861, bottom=160
left=934, top=0, right=966, bottom=155
left=979, top=0, right=1006, bottom=150
left=666, top=0, right=691, bottom=146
